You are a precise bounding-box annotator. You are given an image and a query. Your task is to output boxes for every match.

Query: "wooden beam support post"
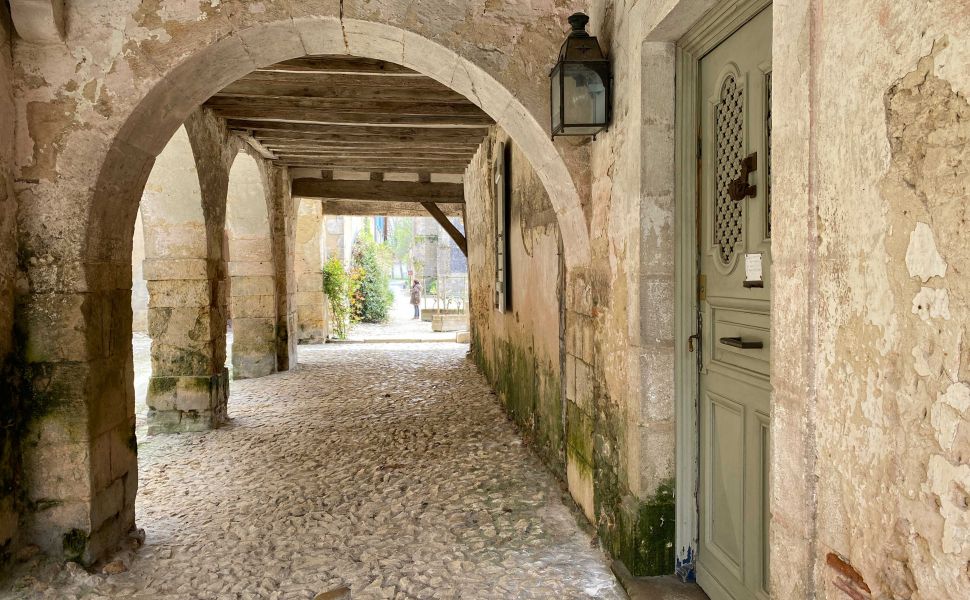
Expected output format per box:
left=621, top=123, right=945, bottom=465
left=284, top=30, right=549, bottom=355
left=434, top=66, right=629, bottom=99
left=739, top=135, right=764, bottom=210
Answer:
left=421, top=201, right=467, bottom=257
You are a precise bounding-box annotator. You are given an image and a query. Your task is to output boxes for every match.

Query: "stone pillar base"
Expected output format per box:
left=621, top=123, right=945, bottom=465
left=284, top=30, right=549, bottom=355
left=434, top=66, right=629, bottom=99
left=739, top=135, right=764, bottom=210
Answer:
left=231, top=316, right=278, bottom=379
left=145, top=370, right=228, bottom=434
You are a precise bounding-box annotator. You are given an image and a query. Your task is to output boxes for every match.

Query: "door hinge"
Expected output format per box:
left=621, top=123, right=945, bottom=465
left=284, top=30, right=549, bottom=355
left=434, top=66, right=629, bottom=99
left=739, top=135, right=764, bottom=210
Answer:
left=698, top=273, right=707, bottom=302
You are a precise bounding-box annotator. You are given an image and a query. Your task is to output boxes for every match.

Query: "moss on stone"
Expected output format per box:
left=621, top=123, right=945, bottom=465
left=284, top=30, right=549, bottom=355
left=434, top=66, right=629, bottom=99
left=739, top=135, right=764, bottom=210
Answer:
left=470, top=323, right=674, bottom=577
left=470, top=332, right=564, bottom=474
left=631, top=479, right=676, bottom=576
left=62, top=528, right=88, bottom=562
left=565, top=400, right=593, bottom=466
left=147, top=376, right=177, bottom=395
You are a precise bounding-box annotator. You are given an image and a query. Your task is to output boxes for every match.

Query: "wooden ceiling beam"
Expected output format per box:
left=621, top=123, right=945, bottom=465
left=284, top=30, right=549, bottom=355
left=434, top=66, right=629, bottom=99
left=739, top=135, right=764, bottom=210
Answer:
left=264, top=148, right=475, bottom=159
left=257, top=56, right=420, bottom=76
left=208, top=97, right=489, bottom=118
left=211, top=108, right=492, bottom=127
left=277, top=153, right=468, bottom=163
left=292, top=179, right=464, bottom=203
left=422, top=202, right=467, bottom=256
left=258, top=141, right=480, bottom=152
left=217, top=81, right=467, bottom=103
left=228, top=120, right=490, bottom=141
left=320, top=199, right=463, bottom=217
left=280, top=161, right=467, bottom=174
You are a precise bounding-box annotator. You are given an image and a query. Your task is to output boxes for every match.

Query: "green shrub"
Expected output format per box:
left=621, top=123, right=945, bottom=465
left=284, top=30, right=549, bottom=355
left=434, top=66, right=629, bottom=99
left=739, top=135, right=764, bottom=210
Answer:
left=322, top=257, right=351, bottom=339
left=349, top=231, right=394, bottom=323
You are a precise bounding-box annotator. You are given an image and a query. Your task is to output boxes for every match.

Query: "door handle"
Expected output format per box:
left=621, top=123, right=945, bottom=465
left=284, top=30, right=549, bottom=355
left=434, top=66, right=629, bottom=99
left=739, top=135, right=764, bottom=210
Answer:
left=728, top=152, right=758, bottom=201
left=688, top=334, right=700, bottom=352
left=719, top=336, right=763, bottom=349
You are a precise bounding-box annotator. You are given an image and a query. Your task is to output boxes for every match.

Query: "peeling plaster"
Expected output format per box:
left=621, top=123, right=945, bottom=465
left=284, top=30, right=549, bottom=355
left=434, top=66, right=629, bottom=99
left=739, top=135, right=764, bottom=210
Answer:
left=912, top=286, right=951, bottom=322
left=906, top=222, right=947, bottom=282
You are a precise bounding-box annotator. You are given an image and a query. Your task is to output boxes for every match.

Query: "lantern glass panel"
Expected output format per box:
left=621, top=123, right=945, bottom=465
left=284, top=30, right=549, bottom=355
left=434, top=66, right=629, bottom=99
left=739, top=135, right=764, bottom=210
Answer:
left=551, top=63, right=562, bottom=129
left=563, top=63, right=606, bottom=126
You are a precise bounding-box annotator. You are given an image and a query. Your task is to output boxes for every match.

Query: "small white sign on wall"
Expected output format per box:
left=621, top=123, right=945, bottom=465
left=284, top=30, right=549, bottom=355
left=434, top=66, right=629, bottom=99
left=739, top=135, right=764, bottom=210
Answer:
left=744, top=252, right=763, bottom=283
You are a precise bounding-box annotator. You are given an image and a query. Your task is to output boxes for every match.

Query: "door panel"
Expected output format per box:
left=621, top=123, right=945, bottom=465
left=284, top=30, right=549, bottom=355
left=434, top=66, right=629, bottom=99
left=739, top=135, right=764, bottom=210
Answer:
left=696, top=6, right=771, bottom=600
left=707, top=392, right=744, bottom=571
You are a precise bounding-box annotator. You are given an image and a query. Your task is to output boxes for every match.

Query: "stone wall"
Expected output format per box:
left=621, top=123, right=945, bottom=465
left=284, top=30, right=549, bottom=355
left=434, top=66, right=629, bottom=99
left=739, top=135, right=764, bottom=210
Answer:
left=466, top=128, right=564, bottom=474
left=778, top=3, right=970, bottom=598
left=0, top=3, right=19, bottom=564
left=295, top=199, right=326, bottom=344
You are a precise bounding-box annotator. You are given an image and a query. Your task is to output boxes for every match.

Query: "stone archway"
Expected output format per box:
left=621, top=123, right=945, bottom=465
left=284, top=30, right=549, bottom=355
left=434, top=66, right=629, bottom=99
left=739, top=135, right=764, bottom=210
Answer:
left=226, top=151, right=277, bottom=379
left=21, top=13, right=592, bottom=562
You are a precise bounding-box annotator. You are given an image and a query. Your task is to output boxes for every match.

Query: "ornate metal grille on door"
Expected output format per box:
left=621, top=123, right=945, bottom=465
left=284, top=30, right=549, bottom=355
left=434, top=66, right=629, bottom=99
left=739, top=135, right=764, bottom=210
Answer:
left=714, top=74, right=745, bottom=264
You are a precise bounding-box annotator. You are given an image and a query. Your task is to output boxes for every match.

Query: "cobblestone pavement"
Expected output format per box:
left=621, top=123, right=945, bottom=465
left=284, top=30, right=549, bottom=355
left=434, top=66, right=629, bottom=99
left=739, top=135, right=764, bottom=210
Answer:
left=6, top=343, right=624, bottom=600
left=345, top=285, right=461, bottom=342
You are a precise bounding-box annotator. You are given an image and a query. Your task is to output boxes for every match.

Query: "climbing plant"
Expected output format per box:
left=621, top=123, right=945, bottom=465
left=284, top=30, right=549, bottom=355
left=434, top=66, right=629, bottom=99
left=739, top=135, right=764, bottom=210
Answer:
left=349, top=230, right=394, bottom=323
left=322, top=257, right=351, bottom=339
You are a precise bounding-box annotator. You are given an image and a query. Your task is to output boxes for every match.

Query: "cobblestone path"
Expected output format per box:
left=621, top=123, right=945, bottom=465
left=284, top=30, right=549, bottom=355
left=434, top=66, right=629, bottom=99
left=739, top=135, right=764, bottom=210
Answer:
left=8, top=344, right=624, bottom=600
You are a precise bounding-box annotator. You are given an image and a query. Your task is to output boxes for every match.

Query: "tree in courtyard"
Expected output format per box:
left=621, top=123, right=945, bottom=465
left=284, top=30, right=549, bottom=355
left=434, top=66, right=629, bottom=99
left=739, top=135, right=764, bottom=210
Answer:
left=349, top=230, right=394, bottom=323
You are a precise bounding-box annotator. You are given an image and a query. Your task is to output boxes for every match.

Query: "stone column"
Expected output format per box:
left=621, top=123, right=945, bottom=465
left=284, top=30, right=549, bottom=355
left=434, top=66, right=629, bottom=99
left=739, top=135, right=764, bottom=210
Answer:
left=269, top=166, right=298, bottom=370
left=227, top=152, right=278, bottom=379
left=228, top=263, right=277, bottom=378
left=140, top=125, right=229, bottom=434
left=295, top=198, right=327, bottom=343
left=144, top=258, right=228, bottom=434
left=20, top=265, right=138, bottom=562
left=325, top=215, right=346, bottom=262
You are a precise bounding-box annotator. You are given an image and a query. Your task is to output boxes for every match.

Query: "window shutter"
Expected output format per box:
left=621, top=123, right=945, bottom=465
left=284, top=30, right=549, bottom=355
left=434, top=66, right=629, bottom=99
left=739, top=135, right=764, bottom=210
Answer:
left=494, top=142, right=506, bottom=312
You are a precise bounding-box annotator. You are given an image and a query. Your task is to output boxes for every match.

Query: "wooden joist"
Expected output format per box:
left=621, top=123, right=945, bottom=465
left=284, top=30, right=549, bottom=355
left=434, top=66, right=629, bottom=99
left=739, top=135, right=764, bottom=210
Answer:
left=421, top=202, right=467, bottom=256
left=267, top=149, right=475, bottom=160
left=207, top=96, right=488, bottom=118
left=218, top=76, right=467, bottom=103
left=212, top=108, right=492, bottom=127
left=228, top=121, right=490, bottom=144
left=292, top=179, right=464, bottom=203
left=206, top=56, right=491, bottom=181
left=320, top=199, right=463, bottom=218
left=256, top=56, right=419, bottom=76
left=281, top=162, right=467, bottom=174
left=259, top=142, right=480, bottom=154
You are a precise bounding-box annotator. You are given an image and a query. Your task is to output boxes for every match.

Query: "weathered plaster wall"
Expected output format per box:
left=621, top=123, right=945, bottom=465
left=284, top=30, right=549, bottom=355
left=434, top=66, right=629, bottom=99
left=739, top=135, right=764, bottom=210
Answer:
left=466, top=128, right=564, bottom=474
left=786, top=3, right=970, bottom=598
left=0, top=2, right=20, bottom=564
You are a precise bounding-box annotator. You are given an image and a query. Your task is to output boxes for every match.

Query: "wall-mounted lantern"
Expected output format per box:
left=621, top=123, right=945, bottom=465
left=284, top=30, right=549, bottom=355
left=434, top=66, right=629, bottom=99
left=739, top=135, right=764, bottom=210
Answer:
left=550, top=13, right=611, bottom=138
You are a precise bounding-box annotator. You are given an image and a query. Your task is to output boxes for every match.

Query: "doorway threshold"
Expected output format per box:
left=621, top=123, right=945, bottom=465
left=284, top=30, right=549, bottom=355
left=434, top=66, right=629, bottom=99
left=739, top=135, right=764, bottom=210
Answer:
left=612, top=562, right=711, bottom=600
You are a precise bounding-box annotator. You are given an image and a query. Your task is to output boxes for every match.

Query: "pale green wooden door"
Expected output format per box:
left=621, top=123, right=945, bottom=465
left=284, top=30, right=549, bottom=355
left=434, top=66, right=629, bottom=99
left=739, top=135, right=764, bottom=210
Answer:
left=696, top=6, right=772, bottom=600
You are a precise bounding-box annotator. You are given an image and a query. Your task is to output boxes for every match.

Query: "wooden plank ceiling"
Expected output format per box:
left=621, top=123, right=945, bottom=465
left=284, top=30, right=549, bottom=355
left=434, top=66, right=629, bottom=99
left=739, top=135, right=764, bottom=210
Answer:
left=205, top=56, right=493, bottom=176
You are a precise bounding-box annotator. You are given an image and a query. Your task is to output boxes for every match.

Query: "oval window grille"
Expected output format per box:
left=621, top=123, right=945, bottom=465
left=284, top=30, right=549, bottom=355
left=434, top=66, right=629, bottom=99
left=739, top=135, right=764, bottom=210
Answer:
left=714, top=74, right=745, bottom=264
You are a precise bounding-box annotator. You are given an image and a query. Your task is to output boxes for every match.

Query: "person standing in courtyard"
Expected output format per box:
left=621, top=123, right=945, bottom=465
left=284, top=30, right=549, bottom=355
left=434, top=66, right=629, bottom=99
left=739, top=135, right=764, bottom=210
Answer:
left=410, top=279, right=422, bottom=319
